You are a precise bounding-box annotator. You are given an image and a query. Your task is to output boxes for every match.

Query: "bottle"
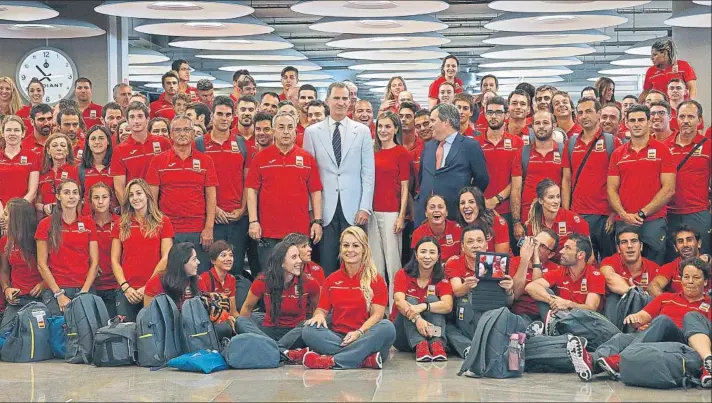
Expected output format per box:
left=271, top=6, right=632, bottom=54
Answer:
left=518, top=332, right=526, bottom=372
left=508, top=334, right=520, bottom=371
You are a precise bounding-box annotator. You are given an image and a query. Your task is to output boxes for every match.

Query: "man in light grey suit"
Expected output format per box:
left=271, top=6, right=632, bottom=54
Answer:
left=304, top=82, right=375, bottom=275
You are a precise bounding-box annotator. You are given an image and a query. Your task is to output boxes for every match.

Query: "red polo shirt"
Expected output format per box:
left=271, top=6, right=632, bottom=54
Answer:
left=296, top=124, right=305, bottom=148
left=93, top=216, right=117, bottom=291
left=642, top=292, right=711, bottom=328
left=198, top=268, right=237, bottom=298
left=146, top=148, right=219, bottom=233
left=562, top=129, right=622, bottom=215
left=600, top=253, right=660, bottom=292
left=643, top=61, right=697, bottom=94
left=250, top=273, right=320, bottom=328
left=317, top=265, right=388, bottom=334
left=488, top=215, right=510, bottom=251
left=304, top=261, right=326, bottom=286
left=477, top=132, right=524, bottom=214
left=542, top=265, right=605, bottom=306
left=405, top=136, right=424, bottom=185
left=80, top=166, right=117, bottom=216
left=0, top=148, right=40, bottom=205
left=21, top=135, right=45, bottom=159
left=144, top=273, right=193, bottom=309
left=35, top=215, right=97, bottom=289
left=111, top=215, right=174, bottom=287
left=374, top=145, right=410, bottom=213
left=390, top=268, right=453, bottom=319
left=607, top=138, right=676, bottom=220
left=564, top=123, right=583, bottom=139
left=411, top=220, right=463, bottom=263
left=664, top=133, right=711, bottom=214
left=0, top=236, right=43, bottom=296
left=245, top=145, right=322, bottom=239
left=82, top=103, right=103, bottom=129
left=38, top=163, right=79, bottom=205
left=474, top=108, right=488, bottom=134
left=526, top=208, right=589, bottom=252
left=150, top=98, right=176, bottom=121
left=428, top=76, right=464, bottom=99
left=444, top=255, right=475, bottom=281
left=462, top=126, right=476, bottom=138
left=202, top=133, right=248, bottom=212
left=509, top=256, right=559, bottom=316
left=512, top=143, right=564, bottom=222
left=110, top=134, right=172, bottom=183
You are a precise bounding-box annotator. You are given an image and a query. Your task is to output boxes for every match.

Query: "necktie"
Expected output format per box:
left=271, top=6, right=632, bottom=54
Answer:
left=333, top=121, right=342, bottom=166
left=435, top=140, right=445, bottom=169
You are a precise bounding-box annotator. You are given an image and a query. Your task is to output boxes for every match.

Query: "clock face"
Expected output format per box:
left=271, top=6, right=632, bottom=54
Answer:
left=16, top=48, right=77, bottom=104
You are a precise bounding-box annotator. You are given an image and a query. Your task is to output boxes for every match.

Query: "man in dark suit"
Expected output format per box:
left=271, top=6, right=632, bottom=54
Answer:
left=415, top=103, right=489, bottom=225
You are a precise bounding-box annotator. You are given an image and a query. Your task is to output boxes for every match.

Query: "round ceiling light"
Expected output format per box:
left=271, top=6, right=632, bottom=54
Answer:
left=257, top=81, right=333, bottom=88
left=338, top=47, right=449, bottom=61
left=665, top=5, right=712, bottom=28
left=693, top=0, right=711, bottom=5
left=0, top=1, right=58, bottom=21
left=195, top=49, right=307, bottom=61
left=310, top=15, right=447, bottom=34
left=144, top=79, right=232, bottom=90
left=130, top=71, right=215, bottom=82
left=250, top=73, right=333, bottom=81
left=218, top=61, right=322, bottom=73
left=326, top=32, right=449, bottom=49
left=624, top=37, right=665, bottom=56
left=481, top=44, right=595, bottom=60
left=362, top=79, right=434, bottom=87
left=598, top=66, right=648, bottom=75
left=129, top=48, right=169, bottom=64
left=479, top=57, right=582, bottom=68
left=483, top=30, right=609, bottom=46
left=292, top=1, right=448, bottom=17
left=496, top=76, right=565, bottom=85
left=485, top=11, right=627, bottom=32
left=476, top=67, right=573, bottom=78
left=489, top=1, right=650, bottom=12
left=357, top=71, right=440, bottom=79
left=369, top=86, right=429, bottom=94
left=169, top=34, right=293, bottom=51
left=587, top=75, right=639, bottom=82
left=349, top=61, right=442, bottom=71
left=129, top=62, right=195, bottom=75
left=610, top=54, right=653, bottom=67
left=95, top=1, right=253, bottom=19
left=135, top=16, right=272, bottom=37
left=0, top=17, right=105, bottom=38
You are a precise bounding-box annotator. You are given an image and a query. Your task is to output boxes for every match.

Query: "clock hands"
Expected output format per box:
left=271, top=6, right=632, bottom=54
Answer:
left=35, top=65, right=52, bottom=83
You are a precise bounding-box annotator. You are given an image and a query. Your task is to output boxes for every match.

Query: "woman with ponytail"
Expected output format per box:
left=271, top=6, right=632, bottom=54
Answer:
left=88, top=182, right=119, bottom=317
left=35, top=179, right=99, bottom=314
left=302, top=226, right=396, bottom=370
left=237, top=240, right=320, bottom=364
left=525, top=179, right=589, bottom=257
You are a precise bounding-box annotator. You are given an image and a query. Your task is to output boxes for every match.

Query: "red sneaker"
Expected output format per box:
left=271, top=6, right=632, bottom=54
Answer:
left=303, top=351, right=334, bottom=369
left=360, top=352, right=383, bottom=369
left=597, top=355, right=620, bottom=379
left=566, top=336, right=594, bottom=381
left=700, top=355, right=711, bottom=388
left=430, top=341, right=448, bottom=362
left=285, top=348, right=310, bottom=365
left=415, top=340, right=432, bottom=362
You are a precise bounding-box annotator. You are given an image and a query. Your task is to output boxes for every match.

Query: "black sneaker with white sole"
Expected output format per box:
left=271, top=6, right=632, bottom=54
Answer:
left=566, top=335, right=594, bottom=382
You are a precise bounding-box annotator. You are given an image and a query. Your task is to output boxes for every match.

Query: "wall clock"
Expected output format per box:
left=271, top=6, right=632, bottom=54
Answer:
left=16, top=47, right=78, bottom=104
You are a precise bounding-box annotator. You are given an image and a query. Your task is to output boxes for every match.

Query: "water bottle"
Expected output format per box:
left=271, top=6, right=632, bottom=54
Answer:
left=518, top=332, right=526, bottom=372
left=508, top=334, right=520, bottom=371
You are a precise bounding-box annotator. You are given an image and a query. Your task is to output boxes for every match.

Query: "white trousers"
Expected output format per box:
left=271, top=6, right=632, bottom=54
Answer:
left=367, top=211, right=402, bottom=310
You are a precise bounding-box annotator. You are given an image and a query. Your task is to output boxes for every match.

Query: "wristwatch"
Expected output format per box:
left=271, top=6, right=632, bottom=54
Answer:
left=637, top=210, right=647, bottom=220
left=311, top=219, right=324, bottom=226
left=495, top=194, right=505, bottom=204
left=532, top=263, right=543, bottom=269
left=53, top=289, right=66, bottom=299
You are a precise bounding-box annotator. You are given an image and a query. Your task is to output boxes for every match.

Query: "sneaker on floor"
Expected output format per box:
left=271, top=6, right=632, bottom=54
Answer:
left=303, top=351, right=334, bottom=369
left=597, top=355, right=620, bottom=380
left=415, top=340, right=432, bottom=362
left=567, top=334, right=588, bottom=350
left=525, top=321, right=544, bottom=338
left=566, top=335, right=594, bottom=382
left=544, top=310, right=556, bottom=336
left=430, top=341, right=447, bottom=362
left=700, top=355, right=711, bottom=388
left=360, top=352, right=383, bottom=369
left=285, top=348, right=310, bottom=365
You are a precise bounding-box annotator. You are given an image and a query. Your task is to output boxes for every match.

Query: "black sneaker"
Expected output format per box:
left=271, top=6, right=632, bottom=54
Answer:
left=566, top=336, right=594, bottom=382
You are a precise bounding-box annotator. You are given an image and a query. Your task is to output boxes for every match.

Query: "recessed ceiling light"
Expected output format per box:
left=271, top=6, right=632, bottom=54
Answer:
left=148, top=2, right=203, bottom=11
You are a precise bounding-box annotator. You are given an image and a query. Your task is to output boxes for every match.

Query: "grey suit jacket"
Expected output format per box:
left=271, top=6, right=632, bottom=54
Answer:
left=303, top=117, right=375, bottom=226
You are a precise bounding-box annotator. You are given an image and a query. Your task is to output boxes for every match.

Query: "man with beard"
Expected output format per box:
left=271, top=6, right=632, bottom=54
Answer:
left=297, top=84, right=317, bottom=133
left=231, top=96, right=258, bottom=156
left=147, top=115, right=218, bottom=273
left=600, top=103, right=624, bottom=140
left=199, top=96, right=250, bottom=276
left=101, top=102, right=123, bottom=138
left=512, top=109, right=564, bottom=238
left=74, top=78, right=103, bottom=129
left=663, top=100, right=711, bottom=260
left=600, top=226, right=660, bottom=298
left=476, top=96, right=524, bottom=242
left=551, top=91, right=581, bottom=139
left=650, top=101, right=676, bottom=143
left=57, top=109, right=83, bottom=159
left=562, top=98, right=621, bottom=259
left=650, top=225, right=710, bottom=296
left=506, top=90, right=533, bottom=142
left=253, top=112, right=274, bottom=154
left=112, top=83, right=132, bottom=113
left=22, top=103, right=53, bottom=157
left=306, top=100, right=329, bottom=128
left=260, top=92, right=279, bottom=116
left=354, top=99, right=375, bottom=138
left=534, top=85, right=556, bottom=113
left=150, top=71, right=179, bottom=120
left=608, top=105, right=676, bottom=265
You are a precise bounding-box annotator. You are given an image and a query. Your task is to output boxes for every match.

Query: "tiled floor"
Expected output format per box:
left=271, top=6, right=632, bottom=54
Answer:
left=0, top=350, right=710, bottom=402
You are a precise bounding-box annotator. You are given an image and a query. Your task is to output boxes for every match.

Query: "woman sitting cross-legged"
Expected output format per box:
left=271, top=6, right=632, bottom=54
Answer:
left=237, top=241, right=320, bottom=364
left=392, top=236, right=454, bottom=362
left=302, top=226, right=396, bottom=369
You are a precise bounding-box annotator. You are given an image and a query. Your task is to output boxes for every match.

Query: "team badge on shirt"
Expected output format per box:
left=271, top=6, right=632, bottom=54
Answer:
left=504, top=138, right=512, bottom=150
left=445, top=234, right=454, bottom=246
left=694, top=146, right=703, bottom=156
left=595, top=140, right=604, bottom=152
left=20, top=156, right=27, bottom=164
left=77, top=222, right=86, bottom=232
left=427, top=285, right=436, bottom=297
left=557, top=221, right=567, bottom=236
left=296, top=155, right=304, bottom=167
left=76, top=149, right=83, bottom=160
left=230, top=141, right=239, bottom=153
left=152, top=142, right=162, bottom=154
left=647, top=149, right=657, bottom=160
left=580, top=278, right=588, bottom=293
left=700, top=303, right=710, bottom=312
left=523, top=136, right=530, bottom=146
left=641, top=272, right=649, bottom=285
left=60, top=171, right=68, bottom=180
left=573, top=215, right=581, bottom=223
left=90, top=110, right=97, bottom=119
left=553, top=151, right=561, bottom=163
left=192, top=159, right=201, bottom=171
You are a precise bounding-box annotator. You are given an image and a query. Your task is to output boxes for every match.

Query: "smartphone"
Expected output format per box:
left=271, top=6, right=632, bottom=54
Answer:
left=517, top=237, right=526, bottom=248
left=428, top=325, right=442, bottom=337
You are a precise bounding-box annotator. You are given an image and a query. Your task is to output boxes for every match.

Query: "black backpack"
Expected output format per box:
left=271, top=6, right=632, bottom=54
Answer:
left=524, top=335, right=575, bottom=373
left=64, top=293, right=111, bottom=364
left=0, top=302, right=54, bottom=362
left=551, top=309, right=620, bottom=350
left=136, top=294, right=184, bottom=367
left=181, top=296, right=220, bottom=353
left=92, top=319, right=138, bottom=367
left=619, top=342, right=702, bottom=389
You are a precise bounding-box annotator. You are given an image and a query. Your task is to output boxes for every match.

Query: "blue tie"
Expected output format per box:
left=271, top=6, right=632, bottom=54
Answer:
left=333, top=122, right=342, bottom=166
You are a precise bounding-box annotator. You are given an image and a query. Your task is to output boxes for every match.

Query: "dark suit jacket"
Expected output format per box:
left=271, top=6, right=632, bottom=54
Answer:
left=415, top=133, right=489, bottom=225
